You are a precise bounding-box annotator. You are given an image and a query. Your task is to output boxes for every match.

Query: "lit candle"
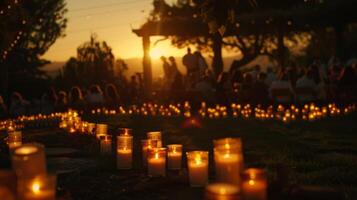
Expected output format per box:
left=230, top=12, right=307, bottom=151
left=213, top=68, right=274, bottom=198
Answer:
left=214, top=138, right=243, bottom=186
left=96, top=124, right=108, bottom=139
left=116, top=135, right=133, bottom=169
left=11, top=144, right=47, bottom=178
left=205, top=183, right=239, bottom=200
left=147, top=148, right=166, bottom=177
left=147, top=131, right=162, bottom=147
left=167, top=144, right=182, bottom=170
left=100, top=135, right=112, bottom=154
left=18, top=174, right=56, bottom=200
left=8, top=131, right=22, bottom=150
left=186, top=151, right=209, bottom=187
left=242, top=168, right=267, bottom=200
left=118, top=128, right=132, bottom=136
left=141, top=139, right=158, bottom=167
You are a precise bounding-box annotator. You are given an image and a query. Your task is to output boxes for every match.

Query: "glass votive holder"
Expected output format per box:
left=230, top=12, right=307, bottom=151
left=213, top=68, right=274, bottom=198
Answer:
left=241, top=168, right=267, bottom=200
left=87, top=123, right=96, bottom=134
left=100, top=135, right=112, bottom=154
left=8, top=131, right=22, bottom=150
left=214, top=138, right=243, bottom=185
left=116, top=135, right=133, bottom=169
left=17, top=174, right=56, bottom=200
left=118, top=128, right=132, bottom=136
left=147, top=131, right=162, bottom=147
left=205, top=183, right=240, bottom=200
left=167, top=144, right=182, bottom=170
left=186, top=151, right=209, bottom=187
left=141, top=139, right=158, bottom=167
left=96, top=124, right=108, bottom=139
left=11, top=143, right=47, bottom=178
left=147, top=148, right=166, bottom=177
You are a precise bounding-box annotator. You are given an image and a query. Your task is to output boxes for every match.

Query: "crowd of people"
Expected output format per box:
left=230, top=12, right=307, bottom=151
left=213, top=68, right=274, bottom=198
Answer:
left=1, top=52, right=356, bottom=118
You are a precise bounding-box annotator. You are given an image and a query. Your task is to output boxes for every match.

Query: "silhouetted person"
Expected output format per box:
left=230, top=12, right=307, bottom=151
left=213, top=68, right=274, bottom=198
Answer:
left=182, top=48, right=196, bottom=76
left=56, top=91, right=68, bottom=112
left=9, top=92, right=29, bottom=117
left=194, top=51, right=208, bottom=77
left=216, top=72, right=232, bottom=105
left=86, top=85, right=104, bottom=108
left=40, top=87, right=57, bottom=114
left=129, top=75, right=139, bottom=103
left=265, top=67, right=277, bottom=87
left=250, top=65, right=261, bottom=82
left=252, top=73, right=269, bottom=105
left=69, top=87, right=85, bottom=110
left=105, top=83, right=120, bottom=108
left=0, top=95, right=7, bottom=118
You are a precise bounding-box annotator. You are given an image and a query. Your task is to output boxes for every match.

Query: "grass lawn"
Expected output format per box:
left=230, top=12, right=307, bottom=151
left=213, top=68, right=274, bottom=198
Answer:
left=1, top=113, right=357, bottom=199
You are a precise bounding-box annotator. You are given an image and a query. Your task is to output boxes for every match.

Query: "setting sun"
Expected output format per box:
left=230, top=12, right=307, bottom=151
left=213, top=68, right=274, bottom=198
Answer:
left=150, top=47, right=164, bottom=59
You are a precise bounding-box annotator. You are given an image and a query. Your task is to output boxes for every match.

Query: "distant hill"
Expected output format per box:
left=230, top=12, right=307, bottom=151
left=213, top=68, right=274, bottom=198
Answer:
left=43, top=56, right=273, bottom=79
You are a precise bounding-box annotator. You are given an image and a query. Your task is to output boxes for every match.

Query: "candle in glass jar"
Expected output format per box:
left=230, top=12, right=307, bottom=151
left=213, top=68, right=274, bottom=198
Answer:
left=147, top=148, right=166, bottom=177
left=118, top=128, right=132, bottom=136
left=96, top=124, right=108, bottom=139
left=214, top=138, right=243, bottom=185
left=186, top=151, right=209, bottom=187
left=147, top=131, right=162, bottom=147
left=18, top=174, right=56, bottom=200
left=116, top=135, right=133, bottom=169
left=167, top=144, right=182, bottom=170
left=141, top=139, right=158, bottom=167
left=242, top=168, right=267, bottom=200
left=87, top=123, right=96, bottom=134
left=100, top=135, right=112, bottom=154
left=8, top=131, right=22, bottom=150
left=11, top=144, right=47, bottom=178
left=205, top=183, right=239, bottom=200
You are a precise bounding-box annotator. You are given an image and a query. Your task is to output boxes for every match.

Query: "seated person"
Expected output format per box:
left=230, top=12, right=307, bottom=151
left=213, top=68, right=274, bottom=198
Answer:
left=295, top=69, right=317, bottom=103
left=269, top=73, right=294, bottom=104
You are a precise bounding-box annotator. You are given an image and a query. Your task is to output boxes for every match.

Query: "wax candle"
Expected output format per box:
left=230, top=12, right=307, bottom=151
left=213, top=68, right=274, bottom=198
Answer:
left=147, top=148, right=166, bottom=177
left=186, top=151, right=209, bottom=187
left=214, top=138, right=243, bottom=185
left=242, top=168, right=267, bottom=200
left=205, top=183, right=239, bottom=200
left=96, top=123, right=108, bottom=139
left=18, top=174, right=56, bottom=200
left=100, top=135, right=112, bottom=154
left=118, top=128, right=132, bottom=136
left=141, top=139, right=158, bottom=167
left=116, top=135, right=133, bottom=169
left=147, top=131, right=162, bottom=147
left=8, top=131, right=22, bottom=150
left=11, top=144, right=47, bottom=178
left=167, top=144, right=182, bottom=170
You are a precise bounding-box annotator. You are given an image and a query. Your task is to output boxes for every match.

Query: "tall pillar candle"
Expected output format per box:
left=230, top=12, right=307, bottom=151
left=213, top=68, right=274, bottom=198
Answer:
left=214, top=138, right=243, bottom=186
left=147, top=148, right=166, bottom=177
left=167, top=144, right=182, bottom=170
left=11, top=144, right=47, bottom=178
left=116, top=135, right=133, bottom=169
left=242, top=168, right=267, bottom=200
left=141, top=139, right=158, bottom=167
left=147, top=131, right=162, bottom=147
left=205, top=183, right=239, bottom=200
left=8, top=131, right=22, bottom=150
left=186, top=151, right=209, bottom=187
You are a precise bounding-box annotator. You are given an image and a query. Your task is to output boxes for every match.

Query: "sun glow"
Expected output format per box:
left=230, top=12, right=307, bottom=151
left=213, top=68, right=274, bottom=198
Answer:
left=150, top=47, right=163, bottom=59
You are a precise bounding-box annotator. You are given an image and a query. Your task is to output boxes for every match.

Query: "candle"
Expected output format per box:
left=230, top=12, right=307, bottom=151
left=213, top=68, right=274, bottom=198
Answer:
left=11, top=144, right=47, bottom=178
left=214, top=138, right=243, bottom=185
left=205, top=183, right=239, bottom=200
left=87, top=123, right=96, bottom=134
left=100, top=135, right=112, bottom=154
left=116, top=135, right=133, bottom=169
left=18, top=174, right=56, bottom=200
left=147, top=131, right=162, bottom=147
left=242, top=168, right=267, bottom=200
left=118, top=128, right=132, bottom=136
left=186, top=151, right=209, bottom=187
left=96, top=124, right=108, bottom=139
left=8, top=131, right=22, bottom=150
left=141, top=139, right=158, bottom=167
left=147, top=148, right=166, bottom=177
left=167, top=144, right=182, bottom=170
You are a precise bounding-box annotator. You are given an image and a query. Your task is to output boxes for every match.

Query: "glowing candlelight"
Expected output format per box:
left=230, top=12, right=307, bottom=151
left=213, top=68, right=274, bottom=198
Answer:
left=205, top=183, right=239, bottom=200
left=96, top=124, right=108, bottom=139
left=214, top=138, right=243, bottom=186
left=116, top=135, right=133, bottom=169
left=7, top=131, right=22, bottom=150
left=118, top=128, right=132, bottom=136
left=100, top=135, right=112, bottom=154
left=147, top=148, right=166, bottom=177
left=186, top=151, right=209, bottom=187
left=147, top=131, right=162, bottom=147
left=11, top=144, right=46, bottom=178
left=167, top=144, right=182, bottom=170
left=18, top=174, right=56, bottom=200
left=242, top=168, right=267, bottom=200
left=141, top=139, right=158, bottom=167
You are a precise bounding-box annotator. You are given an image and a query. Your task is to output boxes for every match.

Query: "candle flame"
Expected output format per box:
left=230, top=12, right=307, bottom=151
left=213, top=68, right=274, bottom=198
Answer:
left=248, top=180, right=255, bottom=186
left=32, top=182, right=41, bottom=194
left=194, top=155, right=202, bottom=164
left=219, top=188, right=227, bottom=194
left=154, top=152, right=159, bottom=159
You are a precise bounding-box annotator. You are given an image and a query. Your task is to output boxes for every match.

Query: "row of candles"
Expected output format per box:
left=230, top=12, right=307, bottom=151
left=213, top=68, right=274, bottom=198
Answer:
left=60, top=119, right=268, bottom=200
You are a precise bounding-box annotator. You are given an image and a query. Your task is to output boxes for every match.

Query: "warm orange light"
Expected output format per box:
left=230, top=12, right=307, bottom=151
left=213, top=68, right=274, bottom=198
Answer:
left=150, top=47, right=163, bottom=59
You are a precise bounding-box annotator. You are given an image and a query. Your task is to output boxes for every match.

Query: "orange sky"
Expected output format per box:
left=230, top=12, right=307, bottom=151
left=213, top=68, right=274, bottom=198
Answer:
left=42, top=0, right=187, bottom=61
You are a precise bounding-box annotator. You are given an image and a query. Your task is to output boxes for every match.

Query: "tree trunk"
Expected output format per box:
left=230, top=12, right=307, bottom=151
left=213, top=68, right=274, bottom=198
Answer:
left=142, top=35, right=152, bottom=96
left=212, top=34, right=223, bottom=77
left=277, top=29, right=286, bottom=67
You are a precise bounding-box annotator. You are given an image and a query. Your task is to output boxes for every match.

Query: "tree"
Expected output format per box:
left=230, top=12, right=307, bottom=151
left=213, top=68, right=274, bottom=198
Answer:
left=0, top=0, right=67, bottom=99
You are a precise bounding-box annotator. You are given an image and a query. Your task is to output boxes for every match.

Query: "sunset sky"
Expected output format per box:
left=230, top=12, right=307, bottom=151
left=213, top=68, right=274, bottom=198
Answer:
left=43, top=0, right=185, bottom=61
